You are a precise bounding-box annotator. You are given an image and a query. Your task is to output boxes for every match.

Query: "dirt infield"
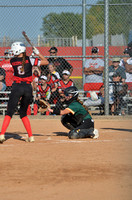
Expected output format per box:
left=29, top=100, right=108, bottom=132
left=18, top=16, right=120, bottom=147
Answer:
left=0, top=116, right=132, bottom=200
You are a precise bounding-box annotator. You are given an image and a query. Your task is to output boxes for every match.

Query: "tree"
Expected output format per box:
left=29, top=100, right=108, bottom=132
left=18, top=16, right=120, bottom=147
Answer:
left=41, top=12, right=82, bottom=38
left=87, top=0, right=132, bottom=42
left=41, top=0, right=132, bottom=42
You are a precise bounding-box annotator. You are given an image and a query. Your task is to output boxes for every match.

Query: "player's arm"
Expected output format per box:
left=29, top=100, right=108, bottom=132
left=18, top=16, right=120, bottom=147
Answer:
left=39, top=53, right=49, bottom=66
left=0, top=68, right=6, bottom=80
left=124, top=63, right=132, bottom=73
left=48, top=107, right=71, bottom=115
left=122, top=57, right=132, bottom=73
left=93, top=66, right=104, bottom=74
left=0, top=75, right=4, bottom=81
left=84, top=67, right=94, bottom=75
left=33, top=47, right=49, bottom=66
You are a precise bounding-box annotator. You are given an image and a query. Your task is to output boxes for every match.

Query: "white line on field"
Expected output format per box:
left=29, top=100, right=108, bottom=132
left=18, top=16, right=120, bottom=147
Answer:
left=0, top=136, right=131, bottom=147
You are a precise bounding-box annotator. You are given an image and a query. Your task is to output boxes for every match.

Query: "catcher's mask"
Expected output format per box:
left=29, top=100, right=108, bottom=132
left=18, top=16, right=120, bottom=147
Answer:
left=64, top=86, right=79, bottom=104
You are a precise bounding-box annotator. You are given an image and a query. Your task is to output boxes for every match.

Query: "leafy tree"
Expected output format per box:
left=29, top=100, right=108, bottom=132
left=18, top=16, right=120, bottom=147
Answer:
left=41, top=0, right=132, bottom=42
left=87, top=0, right=132, bottom=41
left=41, top=12, right=82, bottom=38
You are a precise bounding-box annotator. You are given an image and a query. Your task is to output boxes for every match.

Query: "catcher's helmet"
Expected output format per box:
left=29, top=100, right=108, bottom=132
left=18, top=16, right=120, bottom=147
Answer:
left=64, top=86, right=79, bottom=103
left=11, top=42, right=26, bottom=56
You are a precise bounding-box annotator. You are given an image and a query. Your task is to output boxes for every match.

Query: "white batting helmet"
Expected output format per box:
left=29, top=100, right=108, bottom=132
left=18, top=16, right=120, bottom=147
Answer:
left=11, top=42, right=26, bottom=56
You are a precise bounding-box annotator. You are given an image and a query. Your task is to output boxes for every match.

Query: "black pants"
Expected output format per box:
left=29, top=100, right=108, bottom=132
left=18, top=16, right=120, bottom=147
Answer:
left=61, top=114, right=94, bottom=130
left=7, top=82, right=32, bottom=118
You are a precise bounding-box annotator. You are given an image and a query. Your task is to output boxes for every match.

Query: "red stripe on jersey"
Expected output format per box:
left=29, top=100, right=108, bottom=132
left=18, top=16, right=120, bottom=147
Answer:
left=58, top=79, right=74, bottom=90
left=37, top=85, right=50, bottom=99
left=34, top=58, right=39, bottom=66
left=13, top=76, right=32, bottom=83
left=47, top=75, right=58, bottom=89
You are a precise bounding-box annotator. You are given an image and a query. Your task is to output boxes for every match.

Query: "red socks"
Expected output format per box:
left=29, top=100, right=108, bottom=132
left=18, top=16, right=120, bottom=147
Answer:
left=21, top=116, right=33, bottom=137
left=0, top=115, right=33, bottom=138
left=0, top=115, right=11, bottom=135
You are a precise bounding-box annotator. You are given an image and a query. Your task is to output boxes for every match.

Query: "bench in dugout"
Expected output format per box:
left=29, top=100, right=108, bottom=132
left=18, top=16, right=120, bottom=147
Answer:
left=79, top=82, right=105, bottom=115
left=0, top=91, right=10, bottom=115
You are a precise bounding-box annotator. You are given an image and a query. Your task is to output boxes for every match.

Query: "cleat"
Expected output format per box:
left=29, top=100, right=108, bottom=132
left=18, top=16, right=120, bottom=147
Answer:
left=0, top=135, right=6, bottom=143
left=25, top=136, right=35, bottom=142
left=92, top=129, right=99, bottom=139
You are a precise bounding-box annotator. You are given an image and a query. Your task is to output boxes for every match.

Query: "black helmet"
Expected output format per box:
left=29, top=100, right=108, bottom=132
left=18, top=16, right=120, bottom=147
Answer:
left=64, top=86, right=79, bottom=104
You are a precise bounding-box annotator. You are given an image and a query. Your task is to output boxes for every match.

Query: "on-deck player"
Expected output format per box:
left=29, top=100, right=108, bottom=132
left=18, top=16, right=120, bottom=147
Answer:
left=0, top=42, right=49, bottom=143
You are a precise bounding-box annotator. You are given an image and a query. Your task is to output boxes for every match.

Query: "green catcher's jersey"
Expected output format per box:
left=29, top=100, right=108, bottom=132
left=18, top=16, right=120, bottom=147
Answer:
left=66, top=100, right=92, bottom=119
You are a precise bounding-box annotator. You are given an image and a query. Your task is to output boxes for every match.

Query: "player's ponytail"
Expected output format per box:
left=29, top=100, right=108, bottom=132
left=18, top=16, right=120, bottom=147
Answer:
left=77, top=98, right=89, bottom=112
left=21, top=52, right=26, bottom=73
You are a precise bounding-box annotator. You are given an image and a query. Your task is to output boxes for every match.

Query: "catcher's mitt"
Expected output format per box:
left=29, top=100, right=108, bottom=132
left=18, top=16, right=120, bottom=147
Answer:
left=38, top=99, right=50, bottom=113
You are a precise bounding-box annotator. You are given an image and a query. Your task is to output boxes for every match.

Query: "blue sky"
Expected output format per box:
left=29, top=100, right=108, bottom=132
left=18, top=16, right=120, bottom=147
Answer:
left=0, top=0, right=99, bottom=40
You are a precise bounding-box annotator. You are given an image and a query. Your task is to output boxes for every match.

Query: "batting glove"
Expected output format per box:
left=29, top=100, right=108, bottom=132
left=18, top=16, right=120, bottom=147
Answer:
left=33, top=47, right=39, bottom=55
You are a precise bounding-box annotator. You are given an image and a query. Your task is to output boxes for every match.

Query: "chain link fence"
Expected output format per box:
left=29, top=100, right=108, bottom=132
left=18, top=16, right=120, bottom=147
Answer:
left=0, top=0, right=132, bottom=116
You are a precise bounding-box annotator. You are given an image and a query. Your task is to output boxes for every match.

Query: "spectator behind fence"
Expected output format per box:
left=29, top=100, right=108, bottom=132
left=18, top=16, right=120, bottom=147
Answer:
left=120, top=48, right=132, bottom=89
left=0, top=65, right=6, bottom=91
left=0, top=49, right=14, bottom=91
left=56, top=70, right=75, bottom=110
left=47, top=47, right=73, bottom=78
left=36, top=75, right=51, bottom=102
left=58, top=70, right=74, bottom=98
left=32, top=66, right=41, bottom=91
left=48, top=62, right=60, bottom=79
left=46, top=71, right=59, bottom=104
left=112, top=72, right=128, bottom=115
left=109, top=57, right=126, bottom=83
left=84, top=47, right=104, bottom=83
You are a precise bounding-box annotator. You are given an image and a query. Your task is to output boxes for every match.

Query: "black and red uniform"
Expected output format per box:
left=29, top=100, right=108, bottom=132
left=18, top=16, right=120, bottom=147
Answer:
left=7, top=56, right=40, bottom=118
left=47, top=74, right=59, bottom=90
left=47, top=74, right=59, bottom=104
left=37, top=84, right=51, bottom=100
left=0, top=59, right=14, bottom=89
left=58, top=79, right=74, bottom=93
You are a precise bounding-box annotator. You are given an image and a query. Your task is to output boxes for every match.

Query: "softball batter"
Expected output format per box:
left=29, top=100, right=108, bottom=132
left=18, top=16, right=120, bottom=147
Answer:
left=0, top=42, right=49, bottom=143
left=48, top=86, right=99, bottom=139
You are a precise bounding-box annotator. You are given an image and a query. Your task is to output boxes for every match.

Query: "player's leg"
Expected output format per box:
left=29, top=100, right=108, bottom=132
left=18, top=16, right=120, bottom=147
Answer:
left=0, top=84, right=22, bottom=143
left=61, top=114, right=77, bottom=130
left=68, top=118, right=99, bottom=139
left=83, top=98, right=102, bottom=107
left=19, top=84, right=34, bottom=142
left=0, top=115, right=11, bottom=143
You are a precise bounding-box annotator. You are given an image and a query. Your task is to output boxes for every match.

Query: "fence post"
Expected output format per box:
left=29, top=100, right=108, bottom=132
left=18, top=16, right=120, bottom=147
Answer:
left=82, top=0, right=86, bottom=88
left=104, top=0, right=109, bottom=115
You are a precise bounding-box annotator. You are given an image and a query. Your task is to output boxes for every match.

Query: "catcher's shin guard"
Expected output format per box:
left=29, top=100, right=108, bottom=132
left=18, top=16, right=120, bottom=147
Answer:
left=68, top=128, right=97, bottom=139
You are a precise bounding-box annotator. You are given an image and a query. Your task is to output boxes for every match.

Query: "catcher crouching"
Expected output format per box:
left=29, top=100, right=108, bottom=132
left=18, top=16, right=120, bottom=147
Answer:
left=47, top=86, right=99, bottom=139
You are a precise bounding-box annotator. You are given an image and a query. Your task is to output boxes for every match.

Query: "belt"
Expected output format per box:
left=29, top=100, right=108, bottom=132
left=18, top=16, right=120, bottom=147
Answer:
left=14, top=81, right=31, bottom=84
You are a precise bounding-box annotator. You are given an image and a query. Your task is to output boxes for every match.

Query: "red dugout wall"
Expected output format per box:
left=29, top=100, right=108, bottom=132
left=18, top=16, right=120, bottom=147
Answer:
left=0, top=46, right=126, bottom=77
